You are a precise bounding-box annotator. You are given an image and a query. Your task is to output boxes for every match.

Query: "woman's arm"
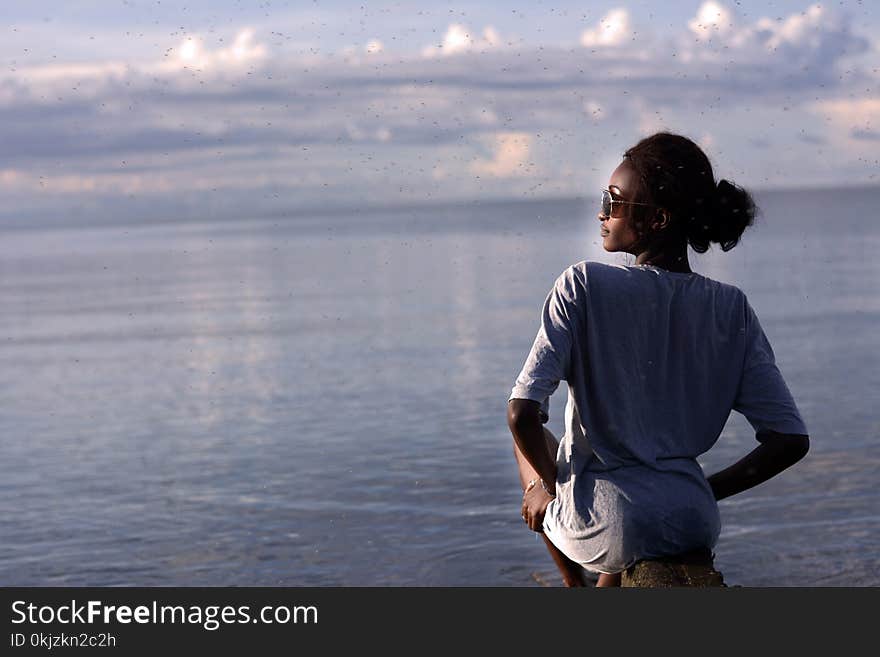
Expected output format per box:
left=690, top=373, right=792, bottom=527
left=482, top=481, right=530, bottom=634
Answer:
left=507, top=399, right=558, bottom=489
left=506, top=267, right=578, bottom=483
left=706, top=431, right=810, bottom=501
left=508, top=399, right=558, bottom=533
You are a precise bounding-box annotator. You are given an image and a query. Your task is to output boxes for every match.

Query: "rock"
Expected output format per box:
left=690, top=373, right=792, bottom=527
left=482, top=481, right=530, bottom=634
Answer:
left=621, top=548, right=726, bottom=587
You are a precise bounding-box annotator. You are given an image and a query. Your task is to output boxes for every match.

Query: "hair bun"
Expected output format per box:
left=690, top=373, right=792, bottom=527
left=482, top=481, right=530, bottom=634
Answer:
left=705, top=178, right=757, bottom=252
left=715, top=179, right=735, bottom=201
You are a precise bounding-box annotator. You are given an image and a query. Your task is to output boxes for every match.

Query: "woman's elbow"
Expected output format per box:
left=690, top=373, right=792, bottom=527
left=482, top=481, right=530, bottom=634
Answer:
left=758, top=430, right=810, bottom=466
left=782, top=434, right=810, bottom=465
left=507, top=399, right=541, bottom=430
left=790, top=434, right=810, bottom=462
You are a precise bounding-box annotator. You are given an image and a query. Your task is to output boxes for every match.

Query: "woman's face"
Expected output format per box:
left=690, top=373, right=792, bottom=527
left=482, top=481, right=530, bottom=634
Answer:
left=599, top=158, right=643, bottom=254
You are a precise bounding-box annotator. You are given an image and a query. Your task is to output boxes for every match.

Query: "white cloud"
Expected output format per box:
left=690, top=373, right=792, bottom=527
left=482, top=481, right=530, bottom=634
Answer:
left=365, top=39, right=384, bottom=54
left=4, top=27, right=269, bottom=92
left=580, top=9, right=631, bottom=48
left=9, top=62, right=129, bottom=84
left=637, top=109, right=670, bottom=136
left=698, top=132, right=716, bottom=152
left=475, top=107, right=499, bottom=126
left=422, top=24, right=503, bottom=58
left=344, top=121, right=366, bottom=141
left=0, top=168, right=175, bottom=195
left=583, top=100, right=605, bottom=121
left=809, top=96, right=880, bottom=141
left=469, top=132, right=534, bottom=178
left=483, top=26, right=501, bottom=48
left=765, top=4, right=824, bottom=50
left=680, top=1, right=864, bottom=66
left=342, top=122, right=393, bottom=143
left=0, top=168, right=24, bottom=186
left=0, top=4, right=875, bottom=220
left=688, top=2, right=735, bottom=42
left=159, top=28, right=267, bottom=73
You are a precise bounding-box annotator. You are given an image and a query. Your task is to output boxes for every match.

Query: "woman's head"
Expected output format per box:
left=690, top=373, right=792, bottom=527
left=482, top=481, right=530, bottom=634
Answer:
left=599, top=132, right=758, bottom=257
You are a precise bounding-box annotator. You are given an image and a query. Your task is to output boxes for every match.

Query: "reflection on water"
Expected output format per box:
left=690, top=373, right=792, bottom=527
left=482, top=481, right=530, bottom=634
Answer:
left=0, top=189, right=877, bottom=586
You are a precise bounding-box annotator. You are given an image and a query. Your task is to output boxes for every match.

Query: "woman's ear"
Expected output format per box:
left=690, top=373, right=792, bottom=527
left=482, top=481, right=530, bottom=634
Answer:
left=651, top=208, right=671, bottom=231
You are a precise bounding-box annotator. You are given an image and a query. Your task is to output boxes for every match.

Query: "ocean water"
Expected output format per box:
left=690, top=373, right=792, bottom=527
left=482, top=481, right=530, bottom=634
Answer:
left=1, top=187, right=877, bottom=586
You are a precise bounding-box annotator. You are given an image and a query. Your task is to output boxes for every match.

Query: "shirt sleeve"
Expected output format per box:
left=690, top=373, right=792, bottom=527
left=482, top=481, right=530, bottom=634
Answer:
left=508, top=268, right=578, bottom=423
left=732, top=297, right=808, bottom=436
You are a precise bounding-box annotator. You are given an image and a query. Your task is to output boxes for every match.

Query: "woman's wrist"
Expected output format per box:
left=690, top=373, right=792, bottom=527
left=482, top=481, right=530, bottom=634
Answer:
left=527, top=478, right=556, bottom=498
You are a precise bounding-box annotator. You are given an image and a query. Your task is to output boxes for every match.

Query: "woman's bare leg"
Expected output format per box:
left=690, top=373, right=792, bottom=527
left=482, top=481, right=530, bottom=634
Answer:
left=596, top=572, right=622, bottom=587
left=513, top=427, right=588, bottom=587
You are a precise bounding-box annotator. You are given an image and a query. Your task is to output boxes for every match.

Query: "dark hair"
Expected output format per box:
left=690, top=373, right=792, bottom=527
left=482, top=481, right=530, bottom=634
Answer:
left=622, top=132, right=758, bottom=253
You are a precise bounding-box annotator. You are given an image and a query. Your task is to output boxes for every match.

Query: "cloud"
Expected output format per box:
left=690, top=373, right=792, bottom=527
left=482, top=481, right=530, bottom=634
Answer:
left=697, top=132, right=716, bottom=152
left=0, top=168, right=24, bottom=186
left=849, top=127, right=880, bottom=141
left=796, top=132, right=826, bottom=145
left=638, top=108, right=671, bottom=136
left=0, top=166, right=175, bottom=195
left=421, top=24, right=502, bottom=58
left=468, top=132, right=533, bottom=178
left=158, top=28, right=268, bottom=73
left=688, top=2, right=735, bottom=42
left=580, top=9, right=632, bottom=48
left=6, top=62, right=130, bottom=84
left=765, top=4, right=825, bottom=50
left=679, top=1, right=869, bottom=75
left=0, top=3, right=876, bottom=223
left=809, top=97, right=880, bottom=139
left=582, top=100, right=605, bottom=121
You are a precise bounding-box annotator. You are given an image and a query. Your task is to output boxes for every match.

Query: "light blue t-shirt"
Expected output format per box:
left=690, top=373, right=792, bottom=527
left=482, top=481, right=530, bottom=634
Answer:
left=508, top=260, right=808, bottom=574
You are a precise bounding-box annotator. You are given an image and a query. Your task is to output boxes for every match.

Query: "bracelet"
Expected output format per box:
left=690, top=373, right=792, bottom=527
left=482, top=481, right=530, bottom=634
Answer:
left=526, top=478, right=556, bottom=498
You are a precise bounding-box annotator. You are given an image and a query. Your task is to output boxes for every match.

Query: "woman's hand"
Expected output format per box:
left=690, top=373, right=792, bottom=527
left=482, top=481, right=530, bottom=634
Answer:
left=521, top=479, right=555, bottom=532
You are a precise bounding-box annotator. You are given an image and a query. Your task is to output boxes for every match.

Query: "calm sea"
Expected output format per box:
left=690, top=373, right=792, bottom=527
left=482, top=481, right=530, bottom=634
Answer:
left=1, top=187, right=877, bottom=586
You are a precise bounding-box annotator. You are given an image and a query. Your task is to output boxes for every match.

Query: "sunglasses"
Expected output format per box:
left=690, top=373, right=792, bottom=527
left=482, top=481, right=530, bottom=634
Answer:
left=600, top=189, right=657, bottom=219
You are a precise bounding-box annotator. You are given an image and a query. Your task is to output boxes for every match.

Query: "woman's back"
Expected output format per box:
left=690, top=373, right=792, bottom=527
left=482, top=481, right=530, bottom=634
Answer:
left=507, top=259, right=808, bottom=573
left=508, top=132, right=809, bottom=584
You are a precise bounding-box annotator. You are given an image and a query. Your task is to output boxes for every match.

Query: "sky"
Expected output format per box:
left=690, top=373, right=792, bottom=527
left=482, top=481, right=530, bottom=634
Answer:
left=1, top=1, right=878, bottom=224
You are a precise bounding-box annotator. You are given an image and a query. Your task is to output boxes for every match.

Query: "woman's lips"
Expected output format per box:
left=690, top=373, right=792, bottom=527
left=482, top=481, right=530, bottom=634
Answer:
left=600, top=229, right=609, bottom=236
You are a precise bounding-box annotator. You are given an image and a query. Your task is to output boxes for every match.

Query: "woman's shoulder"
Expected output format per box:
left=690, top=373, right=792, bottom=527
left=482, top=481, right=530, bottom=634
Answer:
left=569, top=261, right=747, bottom=306
left=551, top=261, right=634, bottom=298
left=556, top=259, right=628, bottom=286
left=550, top=261, right=624, bottom=306
left=548, top=261, right=588, bottom=302
left=570, top=260, right=662, bottom=275
left=563, top=259, right=616, bottom=278
left=565, top=260, right=643, bottom=283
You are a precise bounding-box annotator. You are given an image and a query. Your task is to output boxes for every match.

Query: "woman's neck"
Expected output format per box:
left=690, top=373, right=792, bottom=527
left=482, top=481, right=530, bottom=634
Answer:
left=634, top=250, right=693, bottom=274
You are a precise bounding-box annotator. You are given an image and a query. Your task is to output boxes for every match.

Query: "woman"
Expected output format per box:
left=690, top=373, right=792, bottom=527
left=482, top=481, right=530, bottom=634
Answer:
left=506, top=132, right=810, bottom=587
